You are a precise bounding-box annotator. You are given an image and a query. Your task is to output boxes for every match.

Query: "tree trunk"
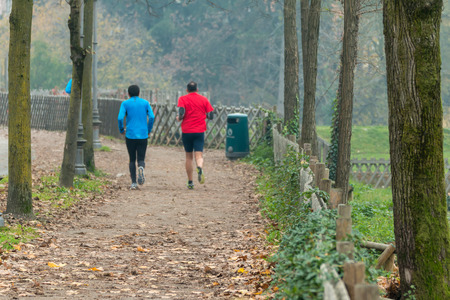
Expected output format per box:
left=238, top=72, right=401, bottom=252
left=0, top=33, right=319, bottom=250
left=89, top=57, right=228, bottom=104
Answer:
left=383, top=0, right=450, bottom=298
left=335, top=0, right=360, bottom=203
left=300, top=0, right=321, bottom=154
left=82, top=0, right=95, bottom=172
left=283, top=0, right=300, bottom=135
left=59, top=0, right=85, bottom=187
left=6, top=0, right=33, bottom=218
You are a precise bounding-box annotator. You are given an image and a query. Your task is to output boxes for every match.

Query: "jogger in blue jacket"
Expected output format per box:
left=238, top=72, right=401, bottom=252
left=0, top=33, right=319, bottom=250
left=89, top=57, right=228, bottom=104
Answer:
left=118, top=85, right=155, bottom=190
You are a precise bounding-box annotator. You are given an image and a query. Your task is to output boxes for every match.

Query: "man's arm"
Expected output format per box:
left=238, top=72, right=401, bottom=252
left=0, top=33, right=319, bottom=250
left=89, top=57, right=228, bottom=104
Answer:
left=177, top=107, right=185, bottom=121
left=147, top=103, right=155, bottom=135
left=118, top=103, right=126, bottom=134
left=206, top=111, right=214, bottom=120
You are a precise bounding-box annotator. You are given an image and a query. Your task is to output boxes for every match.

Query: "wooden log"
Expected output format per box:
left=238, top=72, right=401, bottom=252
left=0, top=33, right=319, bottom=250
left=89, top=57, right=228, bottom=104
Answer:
left=336, top=217, right=352, bottom=241
left=383, top=252, right=395, bottom=272
left=343, top=261, right=365, bottom=300
left=361, top=241, right=395, bottom=253
left=355, top=283, right=380, bottom=300
left=376, top=244, right=396, bottom=270
left=337, top=241, right=354, bottom=260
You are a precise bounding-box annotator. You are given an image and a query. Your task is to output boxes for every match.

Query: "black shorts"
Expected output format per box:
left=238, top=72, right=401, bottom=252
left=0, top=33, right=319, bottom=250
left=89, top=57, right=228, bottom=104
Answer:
left=181, top=132, right=205, bottom=152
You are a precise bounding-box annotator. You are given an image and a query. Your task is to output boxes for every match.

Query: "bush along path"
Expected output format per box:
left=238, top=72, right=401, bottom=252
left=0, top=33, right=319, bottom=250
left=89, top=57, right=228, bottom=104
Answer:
left=0, top=129, right=274, bottom=299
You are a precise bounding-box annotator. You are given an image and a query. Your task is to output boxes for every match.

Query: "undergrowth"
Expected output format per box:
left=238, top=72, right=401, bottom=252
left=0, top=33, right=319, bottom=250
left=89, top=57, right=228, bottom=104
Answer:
left=246, top=137, right=389, bottom=299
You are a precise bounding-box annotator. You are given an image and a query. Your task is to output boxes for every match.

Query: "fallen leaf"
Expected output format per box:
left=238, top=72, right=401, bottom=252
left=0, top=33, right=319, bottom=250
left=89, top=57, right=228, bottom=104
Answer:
left=88, top=267, right=102, bottom=272
left=47, top=262, right=61, bottom=268
left=137, top=246, right=149, bottom=252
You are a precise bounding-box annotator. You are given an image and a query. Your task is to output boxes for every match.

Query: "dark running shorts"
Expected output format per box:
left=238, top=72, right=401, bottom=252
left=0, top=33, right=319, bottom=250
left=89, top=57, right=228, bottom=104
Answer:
left=182, top=132, right=205, bottom=152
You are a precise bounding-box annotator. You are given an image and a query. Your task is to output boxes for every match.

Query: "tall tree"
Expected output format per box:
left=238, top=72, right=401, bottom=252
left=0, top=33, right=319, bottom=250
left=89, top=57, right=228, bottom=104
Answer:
left=384, top=0, right=450, bottom=298
left=82, top=0, right=95, bottom=172
left=283, top=0, right=300, bottom=134
left=6, top=0, right=34, bottom=218
left=59, top=0, right=86, bottom=187
left=300, top=0, right=321, bottom=152
left=334, top=0, right=361, bottom=202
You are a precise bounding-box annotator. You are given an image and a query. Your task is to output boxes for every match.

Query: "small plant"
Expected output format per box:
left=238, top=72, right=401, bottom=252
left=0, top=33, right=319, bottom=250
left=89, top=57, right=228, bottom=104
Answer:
left=0, top=224, right=38, bottom=250
left=96, top=145, right=111, bottom=152
left=33, top=172, right=108, bottom=209
left=403, top=285, right=417, bottom=300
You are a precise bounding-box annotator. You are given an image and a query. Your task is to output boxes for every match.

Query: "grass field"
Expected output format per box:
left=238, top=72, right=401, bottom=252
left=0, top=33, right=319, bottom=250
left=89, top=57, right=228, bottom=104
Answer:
left=317, top=126, right=450, bottom=160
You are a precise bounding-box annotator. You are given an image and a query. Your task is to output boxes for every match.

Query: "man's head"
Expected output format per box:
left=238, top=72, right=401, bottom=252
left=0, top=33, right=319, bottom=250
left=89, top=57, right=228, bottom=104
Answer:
left=187, top=81, right=198, bottom=93
left=128, top=85, right=140, bottom=97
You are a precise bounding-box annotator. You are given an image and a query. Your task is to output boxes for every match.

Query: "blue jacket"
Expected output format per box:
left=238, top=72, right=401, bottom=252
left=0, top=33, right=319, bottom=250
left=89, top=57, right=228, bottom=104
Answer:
left=65, top=79, right=72, bottom=94
left=118, top=96, right=155, bottom=139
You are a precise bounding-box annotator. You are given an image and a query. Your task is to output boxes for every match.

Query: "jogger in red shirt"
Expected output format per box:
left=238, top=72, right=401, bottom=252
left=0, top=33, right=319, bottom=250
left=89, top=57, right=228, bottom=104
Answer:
left=176, top=81, right=214, bottom=189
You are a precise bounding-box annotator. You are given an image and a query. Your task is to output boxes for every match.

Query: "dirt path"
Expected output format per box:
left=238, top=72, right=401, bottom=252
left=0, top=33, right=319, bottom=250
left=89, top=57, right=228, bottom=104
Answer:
left=0, top=129, right=271, bottom=299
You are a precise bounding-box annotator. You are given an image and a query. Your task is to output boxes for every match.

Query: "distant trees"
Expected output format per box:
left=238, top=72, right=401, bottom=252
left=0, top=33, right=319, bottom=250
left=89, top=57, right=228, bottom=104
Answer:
left=384, top=0, right=450, bottom=298
left=6, top=0, right=33, bottom=218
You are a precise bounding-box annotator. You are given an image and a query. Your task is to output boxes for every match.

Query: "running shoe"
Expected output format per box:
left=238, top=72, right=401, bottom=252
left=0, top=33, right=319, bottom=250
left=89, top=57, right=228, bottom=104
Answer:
left=187, top=181, right=194, bottom=190
left=138, top=166, right=145, bottom=185
left=197, top=167, right=205, bottom=184
left=130, top=183, right=138, bottom=190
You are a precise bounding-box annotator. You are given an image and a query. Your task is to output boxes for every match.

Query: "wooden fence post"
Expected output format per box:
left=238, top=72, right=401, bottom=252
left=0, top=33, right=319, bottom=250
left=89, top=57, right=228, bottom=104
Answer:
left=314, top=163, right=326, bottom=188
left=343, top=261, right=365, bottom=300
left=336, top=204, right=352, bottom=241
left=375, top=244, right=396, bottom=272
left=309, top=156, right=318, bottom=173
left=337, top=241, right=354, bottom=260
left=304, top=143, right=312, bottom=157
left=355, top=284, right=380, bottom=300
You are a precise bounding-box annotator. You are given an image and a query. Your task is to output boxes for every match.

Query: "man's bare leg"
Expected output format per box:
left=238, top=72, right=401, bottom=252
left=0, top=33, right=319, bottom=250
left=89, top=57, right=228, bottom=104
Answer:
left=185, top=152, right=194, bottom=182
left=195, top=151, right=205, bottom=184
left=195, top=151, right=203, bottom=169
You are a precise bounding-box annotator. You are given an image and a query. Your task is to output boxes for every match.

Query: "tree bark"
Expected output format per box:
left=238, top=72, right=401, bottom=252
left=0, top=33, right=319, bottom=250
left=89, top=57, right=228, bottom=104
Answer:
left=59, top=0, right=85, bottom=187
left=6, top=0, right=34, bottom=218
left=82, top=0, right=95, bottom=172
left=335, top=0, right=360, bottom=203
left=300, top=0, right=321, bottom=154
left=383, top=0, right=450, bottom=298
left=283, top=0, right=300, bottom=134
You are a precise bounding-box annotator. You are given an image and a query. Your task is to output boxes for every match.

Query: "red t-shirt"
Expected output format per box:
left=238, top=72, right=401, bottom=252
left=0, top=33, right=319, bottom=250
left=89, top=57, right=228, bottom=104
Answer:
left=177, top=92, right=214, bottom=133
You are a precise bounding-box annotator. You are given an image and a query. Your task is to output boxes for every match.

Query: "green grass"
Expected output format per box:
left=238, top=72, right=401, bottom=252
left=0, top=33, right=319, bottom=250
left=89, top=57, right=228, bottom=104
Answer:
left=95, top=145, right=111, bottom=152
left=0, top=224, right=38, bottom=250
left=33, top=172, right=108, bottom=209
left=317, top=125, right=450, bottom=160
left=350, top=181, right=395, bottom=243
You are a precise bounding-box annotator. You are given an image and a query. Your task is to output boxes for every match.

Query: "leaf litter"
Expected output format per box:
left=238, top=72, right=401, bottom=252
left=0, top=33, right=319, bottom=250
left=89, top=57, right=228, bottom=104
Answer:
left=0, top=129, right=275, bottom=299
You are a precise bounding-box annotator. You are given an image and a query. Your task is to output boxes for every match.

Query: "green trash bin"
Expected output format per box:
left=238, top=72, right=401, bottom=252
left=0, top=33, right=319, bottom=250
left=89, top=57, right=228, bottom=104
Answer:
left=226, top=113, right=249, bottom=159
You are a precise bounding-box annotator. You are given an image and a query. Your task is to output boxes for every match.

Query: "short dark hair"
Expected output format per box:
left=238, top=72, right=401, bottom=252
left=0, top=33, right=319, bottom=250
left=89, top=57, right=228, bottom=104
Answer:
left=128, top=85, right=140, bottom=97
left=187, top=81, right=197, bottom=92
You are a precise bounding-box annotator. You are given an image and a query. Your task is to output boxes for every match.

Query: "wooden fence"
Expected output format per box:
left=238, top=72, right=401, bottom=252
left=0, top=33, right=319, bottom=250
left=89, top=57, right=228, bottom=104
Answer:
left=0, top=93, right=265, bottom=150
